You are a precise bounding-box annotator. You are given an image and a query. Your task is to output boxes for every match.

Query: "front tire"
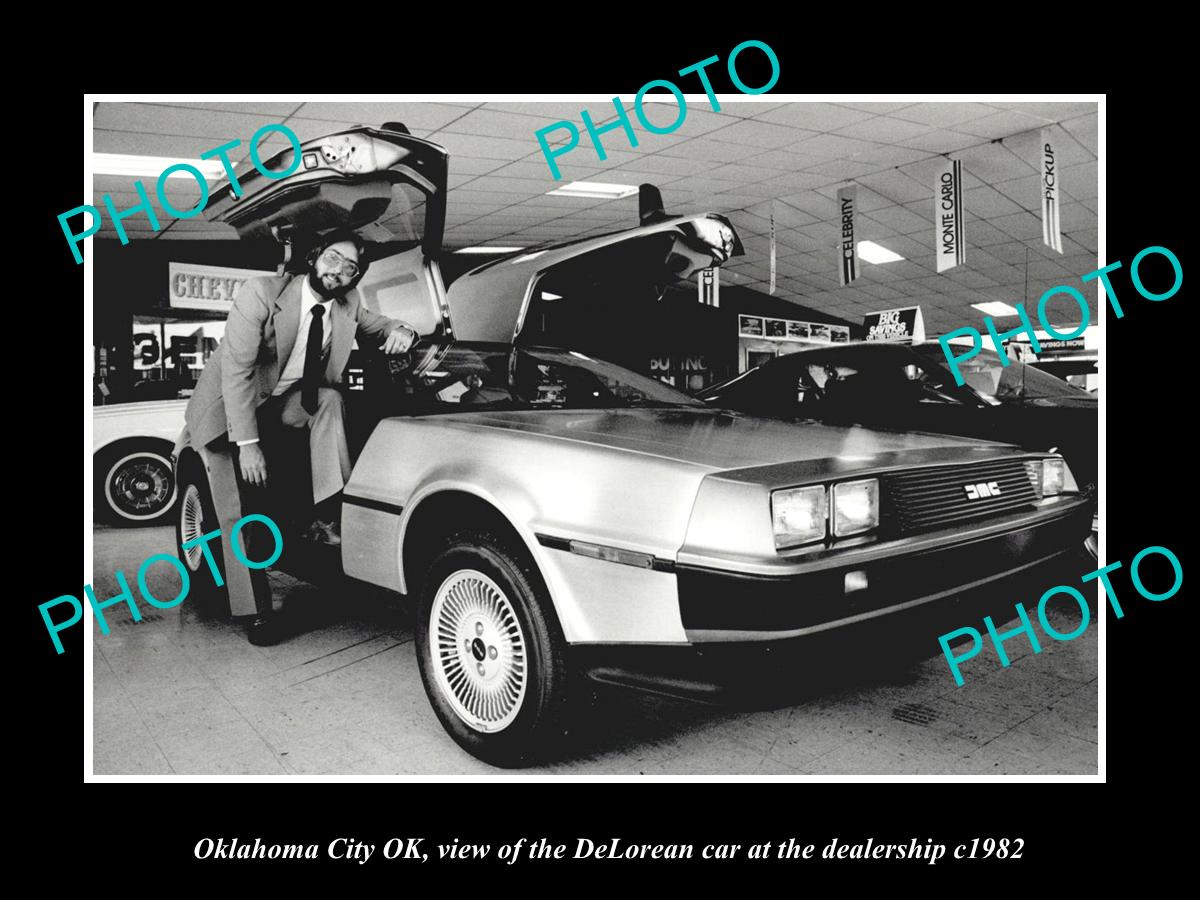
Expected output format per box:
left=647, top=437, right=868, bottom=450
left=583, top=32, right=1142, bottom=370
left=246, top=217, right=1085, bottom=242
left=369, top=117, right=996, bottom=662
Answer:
left=415, top=530, right=571, bottom=767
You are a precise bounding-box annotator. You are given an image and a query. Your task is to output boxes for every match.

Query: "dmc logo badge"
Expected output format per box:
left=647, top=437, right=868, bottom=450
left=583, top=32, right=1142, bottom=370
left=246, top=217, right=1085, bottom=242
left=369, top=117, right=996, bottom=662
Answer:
left=964, top=481, right=1002, bottom=500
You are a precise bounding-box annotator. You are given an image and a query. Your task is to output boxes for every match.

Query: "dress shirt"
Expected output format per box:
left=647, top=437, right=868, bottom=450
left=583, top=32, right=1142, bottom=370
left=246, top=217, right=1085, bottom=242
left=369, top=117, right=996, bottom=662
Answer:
left=236, top=278, right=332, bottom=447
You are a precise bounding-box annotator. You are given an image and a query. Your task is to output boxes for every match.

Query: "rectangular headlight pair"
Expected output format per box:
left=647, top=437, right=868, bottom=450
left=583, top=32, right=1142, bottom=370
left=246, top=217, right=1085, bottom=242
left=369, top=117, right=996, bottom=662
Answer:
left=771, top=479, right=880, bottom=549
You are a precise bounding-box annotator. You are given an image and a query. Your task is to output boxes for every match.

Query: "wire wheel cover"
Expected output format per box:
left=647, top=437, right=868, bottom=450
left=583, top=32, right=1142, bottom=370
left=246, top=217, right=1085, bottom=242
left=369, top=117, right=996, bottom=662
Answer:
left=430, top=568, right=528, bottom=733
left=180, top=484, right=206, bottom=571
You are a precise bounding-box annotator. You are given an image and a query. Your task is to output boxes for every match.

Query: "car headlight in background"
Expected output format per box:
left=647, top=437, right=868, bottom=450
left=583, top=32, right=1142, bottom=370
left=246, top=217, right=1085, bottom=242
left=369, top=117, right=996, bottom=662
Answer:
left=772, top=485, right=827, bottom=548
left=832, top=479, right=880, bottom=537
left=1041, top=458, right=1079, bottom=496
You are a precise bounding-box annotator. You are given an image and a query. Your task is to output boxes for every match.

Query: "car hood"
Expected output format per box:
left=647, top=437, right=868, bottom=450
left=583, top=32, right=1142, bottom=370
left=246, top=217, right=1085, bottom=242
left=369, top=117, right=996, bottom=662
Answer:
left=434, top=407, right=1020, bottom=472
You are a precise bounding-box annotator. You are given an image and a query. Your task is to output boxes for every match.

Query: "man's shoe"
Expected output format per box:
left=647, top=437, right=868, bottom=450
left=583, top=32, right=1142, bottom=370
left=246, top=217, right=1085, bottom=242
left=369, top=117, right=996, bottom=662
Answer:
left=245, top=614, right=285, bottom=646
left=308, top=518, right=341, bottom=547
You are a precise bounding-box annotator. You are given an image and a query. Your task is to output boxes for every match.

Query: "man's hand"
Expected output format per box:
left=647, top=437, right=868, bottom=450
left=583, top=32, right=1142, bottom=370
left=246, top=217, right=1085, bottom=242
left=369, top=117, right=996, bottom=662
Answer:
left=382, top=325, right=417, bottom=355
left=239, top=442, right=268, bottom=487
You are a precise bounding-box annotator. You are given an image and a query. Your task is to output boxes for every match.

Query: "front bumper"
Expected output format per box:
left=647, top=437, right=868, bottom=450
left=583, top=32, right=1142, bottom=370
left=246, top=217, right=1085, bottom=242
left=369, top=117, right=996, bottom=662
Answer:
left=569, top=500, right=1094, bottom=703
left=677, top=501, right=1093, bottom=640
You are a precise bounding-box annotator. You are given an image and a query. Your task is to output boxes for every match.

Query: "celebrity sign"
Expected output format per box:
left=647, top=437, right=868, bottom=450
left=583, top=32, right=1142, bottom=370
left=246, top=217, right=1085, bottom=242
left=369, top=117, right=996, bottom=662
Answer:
left=836, top=185, right=858, bottom=286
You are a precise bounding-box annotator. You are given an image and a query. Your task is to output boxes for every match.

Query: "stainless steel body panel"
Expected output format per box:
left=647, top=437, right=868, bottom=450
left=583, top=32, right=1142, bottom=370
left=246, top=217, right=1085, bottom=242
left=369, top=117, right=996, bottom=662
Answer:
left=342, top=412, right=714, bottom=643
left=340, top=404, right=1079, bottom=645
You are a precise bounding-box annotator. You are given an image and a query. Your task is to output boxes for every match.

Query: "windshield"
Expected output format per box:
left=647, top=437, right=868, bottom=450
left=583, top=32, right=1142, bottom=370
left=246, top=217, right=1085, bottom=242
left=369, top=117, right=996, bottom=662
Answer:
left=915, top=344, right=1092, bottom=401
left=701, top=343, right=971, bottom=410
left=406, top=344, right=705, bottom=413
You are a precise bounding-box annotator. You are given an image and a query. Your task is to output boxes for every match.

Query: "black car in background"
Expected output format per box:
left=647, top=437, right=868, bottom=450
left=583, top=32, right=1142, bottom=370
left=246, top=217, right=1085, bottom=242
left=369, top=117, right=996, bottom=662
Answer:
left=698, top=341, right=1097, bottom=554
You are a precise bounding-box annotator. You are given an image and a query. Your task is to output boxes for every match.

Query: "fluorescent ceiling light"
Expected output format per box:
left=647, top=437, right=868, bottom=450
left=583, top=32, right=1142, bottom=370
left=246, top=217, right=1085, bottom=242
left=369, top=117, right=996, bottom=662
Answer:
left=546, top=181, right=639, bottom=200
left=455, top=245, right=526, bottom=254
left=971, top=301, right=1020, bottom=316
left=93, top=154, right=228, bottom=180
left=856, top=241, right=904, bottom=264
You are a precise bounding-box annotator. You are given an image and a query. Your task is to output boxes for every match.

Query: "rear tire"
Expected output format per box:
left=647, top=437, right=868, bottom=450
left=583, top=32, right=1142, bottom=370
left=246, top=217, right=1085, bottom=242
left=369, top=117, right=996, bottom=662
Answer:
left=414, top=529, right=571, bottom=768
left=174, top=454, right=229, bottom=616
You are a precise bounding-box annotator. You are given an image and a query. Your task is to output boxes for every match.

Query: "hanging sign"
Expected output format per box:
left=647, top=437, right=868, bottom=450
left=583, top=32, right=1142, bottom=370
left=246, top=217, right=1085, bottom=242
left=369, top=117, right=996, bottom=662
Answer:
left=769, top=208, right=777, bottom=295
left=1040, top=128, right=1063, bottom=254
left=837, top=185, right=858, bottom=285
left=863, top=306, right=926, bottom=343
left=935, top=158, right=965, bottom=273
left=698, top=267, right=719, bottom=307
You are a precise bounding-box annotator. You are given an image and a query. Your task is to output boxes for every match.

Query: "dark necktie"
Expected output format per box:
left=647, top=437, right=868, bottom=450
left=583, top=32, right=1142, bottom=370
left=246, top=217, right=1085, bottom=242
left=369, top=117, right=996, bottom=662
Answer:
left=301, top=304, right=327, bottom=414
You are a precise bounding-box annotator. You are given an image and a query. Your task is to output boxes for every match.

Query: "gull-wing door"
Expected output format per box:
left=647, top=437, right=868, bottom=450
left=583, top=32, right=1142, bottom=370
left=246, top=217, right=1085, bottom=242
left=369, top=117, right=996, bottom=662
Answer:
left=206, top=123, right=451, bottom=337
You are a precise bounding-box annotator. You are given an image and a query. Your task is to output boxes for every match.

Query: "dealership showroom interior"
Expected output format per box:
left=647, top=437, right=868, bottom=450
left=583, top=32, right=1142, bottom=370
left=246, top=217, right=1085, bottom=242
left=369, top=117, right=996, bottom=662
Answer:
left=84, top=98, right=1100, bottom=776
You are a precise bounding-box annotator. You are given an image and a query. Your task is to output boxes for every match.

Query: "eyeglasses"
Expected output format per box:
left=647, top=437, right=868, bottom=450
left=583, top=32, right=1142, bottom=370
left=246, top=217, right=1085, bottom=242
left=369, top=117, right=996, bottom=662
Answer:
left=320, top=247, right=360, bottom=278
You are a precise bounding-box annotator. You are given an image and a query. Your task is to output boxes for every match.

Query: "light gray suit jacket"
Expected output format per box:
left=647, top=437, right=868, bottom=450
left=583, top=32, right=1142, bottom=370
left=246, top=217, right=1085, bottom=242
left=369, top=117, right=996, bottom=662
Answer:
left=185, top=274, right=408, bottom=449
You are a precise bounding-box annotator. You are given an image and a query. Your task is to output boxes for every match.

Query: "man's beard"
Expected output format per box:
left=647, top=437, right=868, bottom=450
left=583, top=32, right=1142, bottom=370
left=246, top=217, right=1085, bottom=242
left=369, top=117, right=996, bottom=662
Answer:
left=308, top=269, right=349, bottom=300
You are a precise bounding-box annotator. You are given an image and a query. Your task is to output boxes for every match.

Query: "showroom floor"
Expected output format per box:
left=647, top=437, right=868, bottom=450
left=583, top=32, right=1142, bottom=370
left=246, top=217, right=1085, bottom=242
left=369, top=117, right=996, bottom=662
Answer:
left=91, top=524, right=1098, bottom=777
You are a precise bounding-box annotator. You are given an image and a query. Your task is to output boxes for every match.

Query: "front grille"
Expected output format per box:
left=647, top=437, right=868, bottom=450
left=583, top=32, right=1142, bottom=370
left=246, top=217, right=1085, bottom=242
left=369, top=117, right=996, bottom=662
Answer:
left=884, top=458, right=1041, bottom=535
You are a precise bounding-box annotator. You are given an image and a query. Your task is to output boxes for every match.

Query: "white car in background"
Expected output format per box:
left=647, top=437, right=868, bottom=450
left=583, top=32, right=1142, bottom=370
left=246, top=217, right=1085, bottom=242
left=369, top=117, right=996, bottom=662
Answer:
left=93, top=399, right=187, bottom=526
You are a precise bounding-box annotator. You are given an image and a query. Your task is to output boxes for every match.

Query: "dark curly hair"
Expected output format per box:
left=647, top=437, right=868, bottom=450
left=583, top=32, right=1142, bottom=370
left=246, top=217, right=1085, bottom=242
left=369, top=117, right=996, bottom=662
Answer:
left=305, top=228, right=371, bottom=277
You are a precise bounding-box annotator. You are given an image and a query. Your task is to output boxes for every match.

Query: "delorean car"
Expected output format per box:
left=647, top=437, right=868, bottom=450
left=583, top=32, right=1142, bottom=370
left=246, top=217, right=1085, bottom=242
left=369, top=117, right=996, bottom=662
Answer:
left=173, top=125, right=1093, bottom=767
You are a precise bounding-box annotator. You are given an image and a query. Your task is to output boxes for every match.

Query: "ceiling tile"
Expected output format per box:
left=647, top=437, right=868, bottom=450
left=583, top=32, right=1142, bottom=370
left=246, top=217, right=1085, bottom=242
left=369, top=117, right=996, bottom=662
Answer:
left=855, top=169, right=930, bottom=204
left=864, top=205, right=930, bottom=235
left=658, top=139, right=754, bottom=163
left=95, top=103, right=282, bottom=141
left=450, top=156, right=510, bottom=176
left=755, top=170, right=833, bottom=194
left=891, top=103, right=1000, bottom=128
left=753, top=103, right=875, bottom=131
left=963, top=184, right=1025, bottom=218
left=804, top=159, right=878, bottom=180
left=1060, top=113, right=1098, bottom=155
left=895, top=129, right=980, bottom=154
left=835, top=102, right=917, bottom=114
left=93, top=130, right=220, bottom=158
left=790, top=133, right=882, bottom=159
left=848, top=145, right=933, bottom=167
left=832, top=115, right=933, bottom=143
left=292, top=102, right=473, bottom=131
left=986, top=101, right=1098, bottom=121
left=431, top=132, right=541, bottom=160
left=441, top=108, right=565, bottom=140
left=705, top=118, right=819, bottom=149
left=953, top=109, right=1049, bottom=139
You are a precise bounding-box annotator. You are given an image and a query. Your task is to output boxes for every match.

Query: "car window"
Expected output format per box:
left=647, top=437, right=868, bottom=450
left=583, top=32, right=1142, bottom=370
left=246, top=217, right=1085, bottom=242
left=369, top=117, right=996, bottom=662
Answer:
left=804, top=358, right=965, bottom=406
left=513, top=349, right=703, bottom=409
left=915, top=345, right=1091, bottom=401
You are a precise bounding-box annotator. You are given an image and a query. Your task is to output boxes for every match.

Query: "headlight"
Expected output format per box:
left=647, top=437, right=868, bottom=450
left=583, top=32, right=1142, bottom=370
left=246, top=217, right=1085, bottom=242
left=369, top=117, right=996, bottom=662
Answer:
left=832, top=478, right=880, bottom=537
left=1042, top=458, right=1079, bottom=496
left=771, top=485, right=827, bottom=548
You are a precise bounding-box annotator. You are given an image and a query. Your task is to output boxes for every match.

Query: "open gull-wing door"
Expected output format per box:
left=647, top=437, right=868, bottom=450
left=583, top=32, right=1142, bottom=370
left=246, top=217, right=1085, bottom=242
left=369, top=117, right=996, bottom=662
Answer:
left=445, top=200, right=744, bottom=345
left=205, top=124, right=451, bottom=338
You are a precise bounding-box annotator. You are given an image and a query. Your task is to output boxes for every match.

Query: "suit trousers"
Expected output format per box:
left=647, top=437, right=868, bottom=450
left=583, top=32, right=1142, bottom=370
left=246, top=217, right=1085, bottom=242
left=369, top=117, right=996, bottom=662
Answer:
left=200, top=384, right=352, bottom=617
